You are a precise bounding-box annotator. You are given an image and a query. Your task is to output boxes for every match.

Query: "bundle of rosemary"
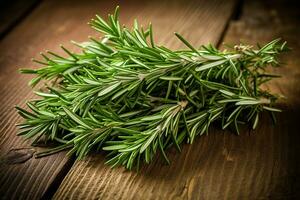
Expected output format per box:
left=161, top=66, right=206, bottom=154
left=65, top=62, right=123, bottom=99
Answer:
left=16, top=6, right=287, bottom=170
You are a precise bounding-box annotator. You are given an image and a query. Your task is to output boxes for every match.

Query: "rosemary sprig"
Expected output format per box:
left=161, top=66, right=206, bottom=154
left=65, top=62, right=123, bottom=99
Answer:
left=16, top=6, right=287, bottom=170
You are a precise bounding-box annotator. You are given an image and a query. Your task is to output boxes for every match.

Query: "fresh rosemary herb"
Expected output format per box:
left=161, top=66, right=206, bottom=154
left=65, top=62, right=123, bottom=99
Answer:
left=16, top=6, right=287, bottom=170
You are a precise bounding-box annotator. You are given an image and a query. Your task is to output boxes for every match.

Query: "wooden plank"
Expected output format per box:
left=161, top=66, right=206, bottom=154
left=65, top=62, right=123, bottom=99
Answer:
left=0, top=0, right=213, bottom=199
left=211, top=0, right=300, bottom=198
left=0, top=0, right=40, bottom=38
left=51, top=0, right=239, bottom=199
left=0, top=0, right=95, bottom=198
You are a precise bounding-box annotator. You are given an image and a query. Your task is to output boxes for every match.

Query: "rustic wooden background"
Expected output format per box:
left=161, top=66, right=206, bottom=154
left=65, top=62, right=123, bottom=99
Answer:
left=0, top=0, right=299, bottom=199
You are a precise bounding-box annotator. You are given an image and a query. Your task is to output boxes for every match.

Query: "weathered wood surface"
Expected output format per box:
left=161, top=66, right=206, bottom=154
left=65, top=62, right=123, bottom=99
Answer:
left=211, top=0, right=300, bottom=198
left=0, top=0, right=238, bottom=199
left=53, top=0, right=300, bottom=200
left=1, top=0, right=299, bottom=199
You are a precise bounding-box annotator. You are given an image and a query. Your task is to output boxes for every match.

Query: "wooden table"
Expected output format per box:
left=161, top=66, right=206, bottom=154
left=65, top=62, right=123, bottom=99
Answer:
left=0, top=0, right=299, bottom=199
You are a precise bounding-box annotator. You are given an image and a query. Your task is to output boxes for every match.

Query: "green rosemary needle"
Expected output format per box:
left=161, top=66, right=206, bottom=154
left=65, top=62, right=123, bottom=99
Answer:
left=16, top=6, right=287, bottom=170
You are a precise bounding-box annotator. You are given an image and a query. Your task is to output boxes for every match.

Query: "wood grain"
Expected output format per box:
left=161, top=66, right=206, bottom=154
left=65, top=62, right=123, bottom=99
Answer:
left=53, top=0, right=300, bottom=199
left=51, top=0, right=241, bottom=199
left=0, top=0, right=237, bottom=199
left=219, top=0, right=300, bottom=198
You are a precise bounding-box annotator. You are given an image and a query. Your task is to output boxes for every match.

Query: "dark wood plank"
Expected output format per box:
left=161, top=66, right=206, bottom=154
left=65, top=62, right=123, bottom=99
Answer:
left=0, top=0, right=40, bottom=38
left=51, top=0, right=239, bottom=199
